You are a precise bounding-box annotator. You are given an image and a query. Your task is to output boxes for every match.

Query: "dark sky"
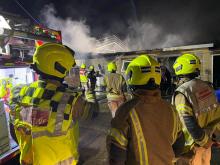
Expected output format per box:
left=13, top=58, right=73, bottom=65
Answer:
left=1, top=0, right=220, bottom=46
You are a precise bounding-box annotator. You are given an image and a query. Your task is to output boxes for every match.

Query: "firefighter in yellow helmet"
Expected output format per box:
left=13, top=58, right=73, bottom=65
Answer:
left=9, top=43, right=97, bottom=165
left=85, top=65, right=99, bottom=115
left=87, top=65, right=96, bottom=91
left=0, top=78, right=12, bottom=102
left=107, top=54, right=185, bottom=165
left=79, top=63, right=88, bottom=92
left=103, top=62, right=126, bottom=118
left=172, top=53, right=220, bottom=165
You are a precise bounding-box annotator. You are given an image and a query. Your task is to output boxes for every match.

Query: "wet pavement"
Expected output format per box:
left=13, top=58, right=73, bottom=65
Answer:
left=78, top=96, right=110, bottom=165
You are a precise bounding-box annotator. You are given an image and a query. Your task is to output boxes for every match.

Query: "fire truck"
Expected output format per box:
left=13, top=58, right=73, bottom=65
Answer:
left=0, top=11, right=62, bottom=164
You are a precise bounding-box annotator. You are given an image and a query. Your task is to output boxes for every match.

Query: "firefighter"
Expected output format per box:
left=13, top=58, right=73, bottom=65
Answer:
left=0, top=78, right=12, bottom=114
left=172, top=53, right=220, bottom=165
left=103, top=62, right=126, bottom=118
left=87, top=65, right=96, bottom=92
left=79, top=63, right=88, bottom=92
left=9, top=43, right=97, bottom=165
left=0, top=78, right=12, bottom=103
left=86, top=65, right=99, bottom=114
left=107, top=54, right=185, bottom=165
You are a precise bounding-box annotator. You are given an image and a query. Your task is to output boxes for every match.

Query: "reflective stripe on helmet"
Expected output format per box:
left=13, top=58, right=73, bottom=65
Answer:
left=141, top=66, right=151, bottom=73
left=129, top=109, right=148, bottom=165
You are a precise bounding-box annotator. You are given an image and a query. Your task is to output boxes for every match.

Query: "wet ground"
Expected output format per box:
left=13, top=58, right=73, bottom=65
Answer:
left=77, top=93, right=111, bottom=165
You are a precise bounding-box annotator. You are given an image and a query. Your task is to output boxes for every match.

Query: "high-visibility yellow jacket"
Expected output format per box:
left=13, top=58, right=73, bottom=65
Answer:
left=107, top=89, right=183, bottom=165
left=103, top=73, right=126, bottom=100
left=9, top=79, right=95, bottom=165
left=79, top=68, right=88, bottom=83
left=172, top=78, right=220, bottom=151
left=0, top=78, right=12, bottom=99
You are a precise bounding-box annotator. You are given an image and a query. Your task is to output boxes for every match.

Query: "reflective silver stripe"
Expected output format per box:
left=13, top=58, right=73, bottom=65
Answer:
left=32, top=93, right=76, bottom=138
left=56, top=156, right=76, bottom=165
left=32, top=124, right=74, bottom=138
left=109, top=128, right=128, bottom=147
left=54, top=93, right=72, bottom=133
left=130, top=109, right=148, bottom=165
left=32, top=130, right=67, bottom=138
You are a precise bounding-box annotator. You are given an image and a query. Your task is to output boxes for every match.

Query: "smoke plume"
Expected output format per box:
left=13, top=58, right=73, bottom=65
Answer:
left=124, top=22, right=184, bottom=50
left=41, top=4, right=185, bottom=54
left=2, top=0, right=220, bottom=51
left=41, top=4, right=99, bottom=54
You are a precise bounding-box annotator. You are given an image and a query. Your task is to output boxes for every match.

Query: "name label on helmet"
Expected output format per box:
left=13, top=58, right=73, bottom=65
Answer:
left=155, top=66, right=161, bottom=73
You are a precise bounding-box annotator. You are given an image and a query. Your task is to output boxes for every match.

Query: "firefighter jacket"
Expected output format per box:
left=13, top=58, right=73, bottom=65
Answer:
left=172, top=78, right=220, bottom=151
left=87, top=71, right=96, bottom=91
left=0, top=78, right=12, bottom=101
left=107, top=89, right=184, bottom=165
left=103, top=73, right=126, bottom=101
left=79, top=68, right=88, bottom=83
left=9, top=79, right=96, bottom=165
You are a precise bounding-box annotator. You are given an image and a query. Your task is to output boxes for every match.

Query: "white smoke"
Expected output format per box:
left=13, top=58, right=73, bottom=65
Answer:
left=41, top=4, right=184, bottom=53
left=41, top=4, right=98, bottom=54
left=125, top=22, right=184, bottom=50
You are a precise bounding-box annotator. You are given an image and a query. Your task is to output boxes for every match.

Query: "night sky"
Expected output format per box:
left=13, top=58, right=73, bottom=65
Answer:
left=1, top=0, right=220, bottom=50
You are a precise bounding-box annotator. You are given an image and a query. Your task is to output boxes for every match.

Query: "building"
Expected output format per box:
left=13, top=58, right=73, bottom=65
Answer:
left=76, top=43, right=220, bottom=89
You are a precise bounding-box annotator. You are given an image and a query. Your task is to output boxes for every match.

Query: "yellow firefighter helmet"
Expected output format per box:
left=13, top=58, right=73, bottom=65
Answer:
left=126, top=54, right=161, bottom=87
left=81, top=63, right=86, bottom=69
left=173, top=53, right=201, bottom=76
left=89, top=65, right=94, bottom=71
left=107, top=62, right=117, bottom=72
left=33, top=43, right=76, bottom=79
